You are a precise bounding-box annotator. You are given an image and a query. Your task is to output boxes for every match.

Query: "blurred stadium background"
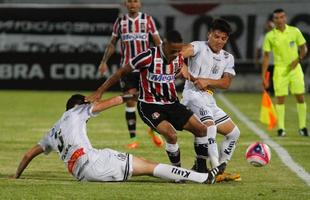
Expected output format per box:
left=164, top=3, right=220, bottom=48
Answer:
left=1, top=1, right=310, bottom=199
left=1, top=0, right=309, bottom=92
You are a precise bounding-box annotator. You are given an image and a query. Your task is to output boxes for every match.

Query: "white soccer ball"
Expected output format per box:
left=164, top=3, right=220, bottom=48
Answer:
left=245, top=142, right=271, bottom=167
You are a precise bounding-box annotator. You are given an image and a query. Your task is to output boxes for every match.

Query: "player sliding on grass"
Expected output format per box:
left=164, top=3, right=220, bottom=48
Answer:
left=181, top=19, right=240, bottom=182
left=13, top=94, right=225, bottom=184
left=86, top=30, right=225, bottom=173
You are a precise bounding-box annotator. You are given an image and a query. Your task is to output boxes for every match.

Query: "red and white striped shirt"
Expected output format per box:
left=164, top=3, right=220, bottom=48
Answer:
left=113, top=12, right=159, bottom=66
left=129, top=46, right=183, bottom=105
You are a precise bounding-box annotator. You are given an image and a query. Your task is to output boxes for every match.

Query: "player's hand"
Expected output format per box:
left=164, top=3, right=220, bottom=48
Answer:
left=180, top=63, right=191, bottom=81
left=8, top=175, right=18, bottom=179
left=194, top=78, right=209, bottom=90
left=99, top=62, right=108, bottom=74
left=290, top=58, right=299, bottom=70
left=85, top=90, right=103, bottom=103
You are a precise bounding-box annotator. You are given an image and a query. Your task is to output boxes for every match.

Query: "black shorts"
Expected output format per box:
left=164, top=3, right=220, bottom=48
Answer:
left=137, top=101, right=194, bottom=131
left=120, top=71, right=140, bottom=92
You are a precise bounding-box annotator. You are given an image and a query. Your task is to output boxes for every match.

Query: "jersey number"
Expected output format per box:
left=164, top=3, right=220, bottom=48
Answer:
left=54, top=129, right=64, bottom=153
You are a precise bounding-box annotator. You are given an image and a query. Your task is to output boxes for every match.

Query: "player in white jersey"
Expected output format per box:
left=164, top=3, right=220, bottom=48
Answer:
left=12, top=94, right=225, bottom=184
left=181, top=19, right=241, bottom=181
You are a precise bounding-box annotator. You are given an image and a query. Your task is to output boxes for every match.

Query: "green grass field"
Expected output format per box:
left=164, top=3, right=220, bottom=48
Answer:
left=0, top=91, right=309, bottom=200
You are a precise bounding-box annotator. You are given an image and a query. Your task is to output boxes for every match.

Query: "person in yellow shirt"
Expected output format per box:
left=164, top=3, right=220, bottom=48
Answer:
left=262, top=8, right=308, bottom=137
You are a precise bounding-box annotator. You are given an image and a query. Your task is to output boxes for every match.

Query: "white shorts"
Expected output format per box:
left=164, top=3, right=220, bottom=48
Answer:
left=73, top=148, right=133, bottom=182
left=181, top=90, right=230, bottom=125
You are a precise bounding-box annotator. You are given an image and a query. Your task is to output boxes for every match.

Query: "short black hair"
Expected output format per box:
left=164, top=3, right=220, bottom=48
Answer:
left=166, top=30, right=183, bottom=43
left=209, top=18, right=232, bottom=35
left=66, top=94, right=87, bottom=111
left=273, top=8, right=285, bottom=14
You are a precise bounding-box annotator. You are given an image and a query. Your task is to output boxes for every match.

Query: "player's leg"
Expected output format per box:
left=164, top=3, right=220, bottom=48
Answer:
left=181, top=91, right=218, bottom=171
left=183, top=115, right=220, bottom=169
left=123, top=72, right=163, bottom=148
left=217, top=120, right=240, bottom=165
left=125, top=88, right=139, bottom=148
left=156, top=120, right=181, bottom=167
left=137, top=102, right=180, bottom=166
left=290, top=65, right=308, bottom=136
left=273, top=68, right=288, bottom=136
left=132, top=156, right=226, bottom=184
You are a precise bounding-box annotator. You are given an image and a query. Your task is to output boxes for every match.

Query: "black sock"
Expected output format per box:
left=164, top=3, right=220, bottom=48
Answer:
left=194, top=143, right=208, bottom=172
left=125, top=110, right=136, bottom=138
left=166, top=149, right=181, bottom=167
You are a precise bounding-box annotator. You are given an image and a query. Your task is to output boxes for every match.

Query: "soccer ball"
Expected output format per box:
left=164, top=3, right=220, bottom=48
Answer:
left=245, top=142, right=271, bottom=167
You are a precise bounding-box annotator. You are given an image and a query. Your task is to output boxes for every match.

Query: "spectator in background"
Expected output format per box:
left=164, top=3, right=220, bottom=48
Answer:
left=262, top=8, right=308, bottom=137
left=98, top=0, right=163, bottom=148
left=255, top=14, right=274, bottom=95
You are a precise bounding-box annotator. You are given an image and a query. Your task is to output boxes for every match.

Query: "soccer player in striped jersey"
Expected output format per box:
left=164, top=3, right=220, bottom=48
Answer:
left=13, top=94, right=225, bottom=184
left=98, top=0, right=163, bottom=149
left=87, top=30, right=226, bottom=174
left=181, top=19, right=241, bottom=182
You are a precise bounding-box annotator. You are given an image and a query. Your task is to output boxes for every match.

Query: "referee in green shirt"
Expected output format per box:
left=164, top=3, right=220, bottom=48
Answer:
left=262, top=8, right=308, bottom=137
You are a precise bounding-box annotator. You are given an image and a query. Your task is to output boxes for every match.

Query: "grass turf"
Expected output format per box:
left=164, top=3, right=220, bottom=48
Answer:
left=0, top=91, right=309, bottom=199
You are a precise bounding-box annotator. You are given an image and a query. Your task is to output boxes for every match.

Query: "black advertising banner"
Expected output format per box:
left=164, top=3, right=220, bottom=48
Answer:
left=0, top=5, right=121, bottom=90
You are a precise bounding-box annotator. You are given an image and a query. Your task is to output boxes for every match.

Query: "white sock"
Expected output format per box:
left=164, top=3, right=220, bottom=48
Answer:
left=153, top=164, right=208, bottom=183
left=219, top=126, right=240, bottom=164
left=206, top=125, right=219, bottom=168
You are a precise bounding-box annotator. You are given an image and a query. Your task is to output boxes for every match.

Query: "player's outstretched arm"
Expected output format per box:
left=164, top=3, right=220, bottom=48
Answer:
left=86, top=64, right=133, bottom=102
left=13, top=144, right=44, bottom=179
left=181, top=43, right=195, bottom=58
left=99, top=36, right=118, bottom=74
left=91, top=94, right=137, bottom=113
left=175, top=63, right=194, bottom=81
left=194, top=72, right=233, bottom=90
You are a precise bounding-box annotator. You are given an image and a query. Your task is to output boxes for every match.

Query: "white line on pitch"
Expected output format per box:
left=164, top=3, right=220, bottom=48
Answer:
left=217, top=93, right=310, bottom=187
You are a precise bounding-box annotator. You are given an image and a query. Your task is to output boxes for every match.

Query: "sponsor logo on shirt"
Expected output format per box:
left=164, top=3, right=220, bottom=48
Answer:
left=148, top=72, right=175, bottom=83
left=121, top=33, right=148, bottom=41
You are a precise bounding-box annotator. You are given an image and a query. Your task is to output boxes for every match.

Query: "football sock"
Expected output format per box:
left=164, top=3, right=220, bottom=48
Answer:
left=125, top=106, right=136, bottom=138
left=194, top=136, right=209, bottom=172
left=219, top=126, right=240, bottom=164
left=296, top=102, right=307, bottom=129
left=165, top=143, right=181, bottom=167
left=153, top=164, right=208, bottom=183
left=206, top=125, right=219, bottom=168
left=275, top=104, right=285, bottom=130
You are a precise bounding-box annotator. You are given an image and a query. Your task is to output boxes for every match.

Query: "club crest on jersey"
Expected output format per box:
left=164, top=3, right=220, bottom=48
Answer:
left=165, top=65, right=172, bottom=74
left=152, top=112, right=160, bottom=119
left=289, top=41, right=295, bottom=48
left=116, top=153, right=127, bottom=161
left=155, top=58, right=163, bottom=65
left=140, top=22, right=146, bottom=32
left=148, top=72, right=175, bottom=83
left=172, top=60, right=180, bottom=69
left=211, top=65, right=219, bottom=74
left=199, top=108, right=208, bottom=116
